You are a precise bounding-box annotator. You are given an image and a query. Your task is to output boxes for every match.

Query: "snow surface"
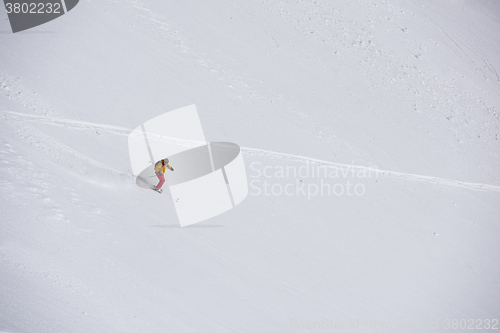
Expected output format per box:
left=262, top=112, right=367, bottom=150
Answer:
left=1, top=0, right=500, bottom=332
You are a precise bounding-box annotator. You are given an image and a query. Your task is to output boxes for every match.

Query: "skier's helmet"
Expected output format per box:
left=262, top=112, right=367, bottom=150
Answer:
left=163, top=158, right=169, bottom=164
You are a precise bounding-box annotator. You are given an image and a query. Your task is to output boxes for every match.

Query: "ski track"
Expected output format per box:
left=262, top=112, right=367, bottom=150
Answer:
left=5, top=110, right=500, bottom=192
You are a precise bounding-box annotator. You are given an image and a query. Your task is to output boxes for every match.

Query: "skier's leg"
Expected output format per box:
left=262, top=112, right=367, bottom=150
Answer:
left=156, top=174, right=165, bottom=189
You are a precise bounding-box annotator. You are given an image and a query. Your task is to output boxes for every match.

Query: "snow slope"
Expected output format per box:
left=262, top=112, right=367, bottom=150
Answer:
left=1, top=0, right=499, bottom=332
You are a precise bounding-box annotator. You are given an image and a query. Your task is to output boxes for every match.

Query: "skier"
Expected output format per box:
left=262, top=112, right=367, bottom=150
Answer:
left=153, top=158, right=174, bottom=193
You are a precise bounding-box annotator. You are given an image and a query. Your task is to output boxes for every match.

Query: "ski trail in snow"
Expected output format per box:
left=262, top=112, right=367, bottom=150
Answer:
left=4, top=111, right=205, bottom=148
left=4, top=111, right=132, bottom=136
left=5, top=111, right=500, bottom=192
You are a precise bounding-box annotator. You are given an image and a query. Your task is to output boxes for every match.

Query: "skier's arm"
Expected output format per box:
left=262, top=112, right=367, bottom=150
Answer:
left=166, top=163, right=174, bottom=171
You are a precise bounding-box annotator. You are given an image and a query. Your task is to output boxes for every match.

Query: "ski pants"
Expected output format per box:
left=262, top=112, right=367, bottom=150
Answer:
left=156, top=173, right=165, bottom=189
